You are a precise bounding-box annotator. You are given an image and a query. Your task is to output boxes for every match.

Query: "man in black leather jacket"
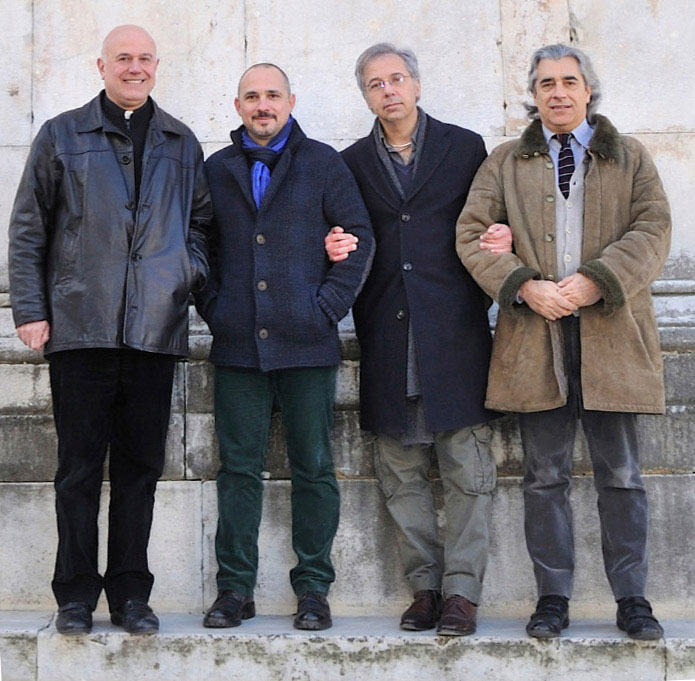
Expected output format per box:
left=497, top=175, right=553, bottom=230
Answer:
left=8, top=25, right=211, bottom=635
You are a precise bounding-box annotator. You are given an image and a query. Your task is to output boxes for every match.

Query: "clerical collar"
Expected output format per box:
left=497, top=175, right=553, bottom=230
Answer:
left=100, top=90, right=153, bottom=131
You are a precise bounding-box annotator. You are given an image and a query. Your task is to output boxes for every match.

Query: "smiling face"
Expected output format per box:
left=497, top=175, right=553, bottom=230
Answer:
left=235, top=65, right=296, bottom=146
left=533, top=56, right=591, bottom=133
left=97, top=25, right=158, bottom=110
left=362, top=53, right=420, bottom=128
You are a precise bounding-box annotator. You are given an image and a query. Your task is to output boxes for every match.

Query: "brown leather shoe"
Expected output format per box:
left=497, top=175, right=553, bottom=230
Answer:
left=437, top=595, right=477, bottom=636
left=400, top=590, right=443, bottom=631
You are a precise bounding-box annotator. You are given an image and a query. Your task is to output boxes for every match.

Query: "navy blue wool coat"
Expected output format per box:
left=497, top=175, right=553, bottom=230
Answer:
left=197, top=120, right=374, bottom=371
left=342, top=115, right=498, bottom=433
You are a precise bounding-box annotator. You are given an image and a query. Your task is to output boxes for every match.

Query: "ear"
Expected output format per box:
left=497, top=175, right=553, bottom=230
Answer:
left=97, top=58, right=105, bottom=80
left=234, top=97, right=241, bottom=116
left=585, top=84, right=592, bottom=103
left=288, top=93, right=296, bottom=112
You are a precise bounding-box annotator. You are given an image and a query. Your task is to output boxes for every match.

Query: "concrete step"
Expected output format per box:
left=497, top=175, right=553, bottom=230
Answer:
left=2, top=475, right=693, bottom=618
left=1, top=611, right=695, bottom=681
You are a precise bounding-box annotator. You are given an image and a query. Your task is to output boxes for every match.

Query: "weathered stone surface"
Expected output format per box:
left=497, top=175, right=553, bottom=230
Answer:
left=31, top=3, right=245, bottom=144
left=0, top=413, right=184, bottom=482
left=570, top=0, right=694, bottom=134
left=0, top=147, right=30, bottom=293
left=0, top=482, right=203, bottom=613
left=636, top=134, right=695, bottom=280
left=0, top=611, right=50, bottom=681
left=186, top=409, right=374, bottom=480
left=0, top=1, right=32, bottom=148
left=499, top=0, right=570, bottom=135
left=0, top=365, right=52, bottom=414
left=32, top=614, right=681, bottom=681
left=666, top=626, right=695, bottom=681
left=246, top=0, right=505, bottom=141
left=2, top=475, right=693, bottom=615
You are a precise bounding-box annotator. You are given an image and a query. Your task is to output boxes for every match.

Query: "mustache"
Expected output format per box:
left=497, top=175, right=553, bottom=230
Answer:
left=253, top=112, right=276, bottom=119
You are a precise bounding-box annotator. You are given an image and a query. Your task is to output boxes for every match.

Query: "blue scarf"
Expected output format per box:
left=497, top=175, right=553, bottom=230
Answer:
left=241, top=116, right=293, bottom=208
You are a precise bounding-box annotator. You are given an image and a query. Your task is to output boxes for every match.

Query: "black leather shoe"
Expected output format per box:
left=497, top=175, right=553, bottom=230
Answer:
left=617, top=596, right=663, bottom=640
left=400, top=590, right=443, bottom=631
left=293, top=591, right=332, bottom=630
left=526, top=595, right=569, bottom=639
left=56, top=602, right=92, bottom=635
left=110, top=600, right=159, bottom=634
left=203, top=591, right=255, bottom=628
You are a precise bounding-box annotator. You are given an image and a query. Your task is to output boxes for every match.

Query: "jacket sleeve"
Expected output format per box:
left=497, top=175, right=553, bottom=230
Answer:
left=316, top=153, right=375, bottom=323
left=186, top=143, right=213, bottom=293
left=456, top=149, right=539, bottom=308
left=8, top=121, right=61, bottom=327
left=578, top=139, right=671, bottom=315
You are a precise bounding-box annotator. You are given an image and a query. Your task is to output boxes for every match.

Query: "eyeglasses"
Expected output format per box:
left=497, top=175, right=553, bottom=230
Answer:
left=365, top=74, right=413, bottom=93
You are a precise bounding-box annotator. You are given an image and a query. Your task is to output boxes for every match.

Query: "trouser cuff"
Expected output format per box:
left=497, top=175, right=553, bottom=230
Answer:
left=442, top=575, right=483, bottom=604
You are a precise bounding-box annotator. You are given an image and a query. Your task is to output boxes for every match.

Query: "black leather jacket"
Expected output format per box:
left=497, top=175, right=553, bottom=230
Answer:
left=9, top=93, right=212, bottom=356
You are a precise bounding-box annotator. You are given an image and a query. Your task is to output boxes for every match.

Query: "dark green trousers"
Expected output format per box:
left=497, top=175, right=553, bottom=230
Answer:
left=213, top=365, right=339, bottom=596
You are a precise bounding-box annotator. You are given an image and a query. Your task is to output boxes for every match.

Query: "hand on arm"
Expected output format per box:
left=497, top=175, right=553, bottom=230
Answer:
left=518, top=280, right=577, bottom=321
left=478, top=223, right=513, bottom=254
left=557, top=272, right=602, bottom=308
left=17, top=320, right=50, bottom=352
left=324, top=226, right=358, bottom=262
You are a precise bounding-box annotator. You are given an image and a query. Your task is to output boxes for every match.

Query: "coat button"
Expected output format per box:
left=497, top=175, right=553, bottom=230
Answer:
left=121, top=155, right=132, bottom=165
left=546, top=162, right=554, bottom=169
left=546, top=195, right=555, bottom=203
left=258, top=328, right=269, bottom=339
left=402, top=262, right=412, bottom=271
left=545, top=233, right=554, bottom=242
left=396, top=309, right=406, bottom=320
left=131, top=253, right=142, bottom=261
left=257, top=280, right=267, bottom=291
left=256, top=234, right=266, bottom=245
left=546, top=274, right=556, bottom=281
left=401, top=213, right=411, bottom=222
left=125, top=201, right=135, bottom=210
left=533, top=151, right=540, bottom=157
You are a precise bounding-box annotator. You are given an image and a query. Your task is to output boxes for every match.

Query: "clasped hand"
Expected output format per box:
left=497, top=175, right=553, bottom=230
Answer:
left=519, top=273, right=602, bottom=321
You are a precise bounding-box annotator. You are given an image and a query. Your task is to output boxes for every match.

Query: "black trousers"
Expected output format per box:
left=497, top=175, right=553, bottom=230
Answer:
left=48, top=348, right=176, bottom=611
left=518, top=316, right=648, bottom=601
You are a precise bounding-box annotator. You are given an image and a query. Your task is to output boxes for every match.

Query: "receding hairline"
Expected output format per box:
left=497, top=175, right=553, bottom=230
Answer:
left=237, top=63, right=292, bottom=96
left=100, top=25, right=157, bottom=60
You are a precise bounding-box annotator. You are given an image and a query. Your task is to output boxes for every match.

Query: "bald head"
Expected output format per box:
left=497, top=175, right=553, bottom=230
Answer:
left=101, top=25, right=156, bottom=60
left=238, top=63, right=291, bottom=97
left=97, top=25, right=159, bottom=110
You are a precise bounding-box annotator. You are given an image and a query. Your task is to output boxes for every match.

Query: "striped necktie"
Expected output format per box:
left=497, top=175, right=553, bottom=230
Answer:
left=556, top=133, right=575, bottom=199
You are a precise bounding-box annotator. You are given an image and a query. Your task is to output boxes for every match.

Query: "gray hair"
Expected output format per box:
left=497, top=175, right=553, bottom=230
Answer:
left=525, top=44, right=601, bottom=123
left=354, top=43, right=420, bottom=93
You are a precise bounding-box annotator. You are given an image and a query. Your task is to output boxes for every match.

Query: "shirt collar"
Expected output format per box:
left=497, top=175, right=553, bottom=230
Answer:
left=542, top=118, right=594, bottom=149
left=377, top=107, right=425, bottom=153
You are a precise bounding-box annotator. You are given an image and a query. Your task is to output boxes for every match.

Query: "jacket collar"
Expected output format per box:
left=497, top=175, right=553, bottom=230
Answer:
left=224, top=119, right=308, bottom=215
left=514, top=114, right=621, bottom=162
left=74, top=91, right=184, bottom=136
left=363, top=113, right=451, bottom=209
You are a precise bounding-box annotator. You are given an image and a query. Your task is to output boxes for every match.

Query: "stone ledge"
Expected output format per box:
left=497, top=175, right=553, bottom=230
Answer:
left=1, top=613, right=693, bottom=681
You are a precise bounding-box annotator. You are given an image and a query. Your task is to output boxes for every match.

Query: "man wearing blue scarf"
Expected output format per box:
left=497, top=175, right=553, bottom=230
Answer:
left=196, top=64, right=374, bottom=631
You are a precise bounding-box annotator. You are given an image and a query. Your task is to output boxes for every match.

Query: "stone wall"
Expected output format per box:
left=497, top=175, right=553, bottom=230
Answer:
left=0, top=0, right=694, bottom=618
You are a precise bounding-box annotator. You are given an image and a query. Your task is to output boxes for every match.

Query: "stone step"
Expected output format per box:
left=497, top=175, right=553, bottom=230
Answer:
left=1, top=358, right=694, bottom=481
left=1, top=475, right=693, bottom=618
left=1, top=611, right=694, bottom=681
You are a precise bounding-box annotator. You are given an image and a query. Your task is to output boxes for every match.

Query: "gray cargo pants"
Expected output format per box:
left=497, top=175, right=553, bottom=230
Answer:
left=375, top=424, right=496, bottom=603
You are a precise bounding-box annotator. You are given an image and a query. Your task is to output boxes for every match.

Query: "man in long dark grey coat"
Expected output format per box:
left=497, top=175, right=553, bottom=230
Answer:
left=326, top=43, right=510, bottom=635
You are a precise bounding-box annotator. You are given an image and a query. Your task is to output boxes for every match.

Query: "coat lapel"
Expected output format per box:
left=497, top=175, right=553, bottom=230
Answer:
left=407, top=117, right=450, bottom=202
left=257, top=147, right=291, bottom=217
left=223, top=153, right=257, bottom=214
left=359, top=137, right=402, bottom=212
